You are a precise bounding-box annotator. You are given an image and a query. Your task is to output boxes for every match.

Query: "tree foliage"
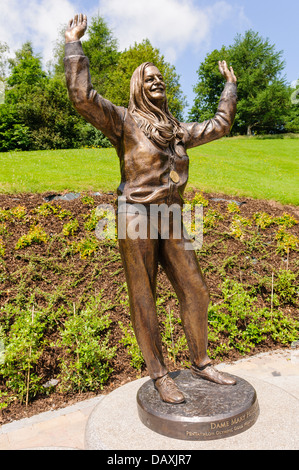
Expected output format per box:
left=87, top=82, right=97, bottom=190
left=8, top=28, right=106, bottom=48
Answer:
left=0, top=14, right=187, bottom=151
left=189, top=30, right=290, bottom=135
left=0, top=20, right=297, bottom=152
left=0, top=42, right=10, bottom=81
left=189, top=46, right=230, bottom=123
left=105, top=39, right=187, bottom=120
left=284, top=81, right=299, bottom=133
left=1, top=42, right=80, bottom=151
left=81, top=14, right=120, bottom=96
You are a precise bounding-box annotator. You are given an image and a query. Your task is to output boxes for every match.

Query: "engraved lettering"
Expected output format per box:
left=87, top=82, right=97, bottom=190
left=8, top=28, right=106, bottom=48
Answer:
left=210, top=420, right=230, bottom=430
left=231, top=413, right=246, bottom=425
left=186, top=430, right=215, bottom=437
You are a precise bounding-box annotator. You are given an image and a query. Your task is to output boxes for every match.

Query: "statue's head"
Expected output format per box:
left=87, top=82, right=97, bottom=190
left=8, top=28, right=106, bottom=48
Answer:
left=129, top=62, right=166, bottom=112
left=128, top=62, right=183, bottom=151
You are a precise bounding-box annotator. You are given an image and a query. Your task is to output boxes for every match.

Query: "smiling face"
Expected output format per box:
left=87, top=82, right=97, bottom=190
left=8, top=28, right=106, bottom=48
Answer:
left=143, top=65, right=166, bottom=108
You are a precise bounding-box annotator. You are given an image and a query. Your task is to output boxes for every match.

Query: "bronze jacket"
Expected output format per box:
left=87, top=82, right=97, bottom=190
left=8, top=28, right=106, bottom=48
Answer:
left=64, top=41, right=237, bottom=206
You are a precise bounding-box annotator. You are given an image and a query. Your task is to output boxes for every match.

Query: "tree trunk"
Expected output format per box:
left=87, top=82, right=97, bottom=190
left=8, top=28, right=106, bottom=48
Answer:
left=247, top=122, right=259, bottom=136
left=247, top=125, right=253, bottom=136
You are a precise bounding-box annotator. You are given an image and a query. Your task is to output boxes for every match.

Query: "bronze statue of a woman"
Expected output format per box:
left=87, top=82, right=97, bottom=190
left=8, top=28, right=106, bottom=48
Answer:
left=64, top=14, right=238, bottom=404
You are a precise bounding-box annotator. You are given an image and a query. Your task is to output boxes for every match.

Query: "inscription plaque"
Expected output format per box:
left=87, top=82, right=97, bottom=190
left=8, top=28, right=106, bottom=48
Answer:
left=137, top=370, right=259, bottom=440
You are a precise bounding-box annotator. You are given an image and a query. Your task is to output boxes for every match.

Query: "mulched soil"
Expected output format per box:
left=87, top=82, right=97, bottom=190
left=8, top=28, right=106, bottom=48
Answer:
left=0, top=189, right=298, bottom=425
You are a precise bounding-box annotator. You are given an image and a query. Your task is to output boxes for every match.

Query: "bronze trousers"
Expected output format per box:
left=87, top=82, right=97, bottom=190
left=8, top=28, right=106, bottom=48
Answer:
left=118, top=210, right=211, bottom=379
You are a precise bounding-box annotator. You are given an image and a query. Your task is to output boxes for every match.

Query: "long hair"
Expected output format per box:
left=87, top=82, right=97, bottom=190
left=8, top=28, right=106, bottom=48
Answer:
left=128, top=62, right=185, bottom=155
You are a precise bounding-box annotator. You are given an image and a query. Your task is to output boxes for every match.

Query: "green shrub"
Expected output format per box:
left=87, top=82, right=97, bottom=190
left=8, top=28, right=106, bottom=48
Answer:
left=0, top=209, right=11, bottom=222
left=275, top=228, right=299, bottom=254
left=118, top=321, right=144, bottom=371
left=84, top=208, right=101, bottom=232
left=0, top=237, right=5, bottom=257
left=207, top=279, right=299, bottom=357
left=253, top=212, right=274, bottom=229
left=62, top=218, right=79, bottom=237
left=229, top=217, right=245, bottom=240
left=34, top=203, right=71, bottom=219
left=57, top=294, right=116, bottom=392
left=274, top=213, right=298, bottom=228
left=160, top=308, right=188, bottom=365
left=71, top=236, right=99, bottom=258
left=10, top=206, right=27, bottom=220
left=0, top=306, right=47, bottom=402
left=274, top=269, right=298, bottom=304
left=190, top=192, right=209, bottom=207
left=203, top=209, right=223, bottom=232
left=227, top=201, right=240, bottom=213
left=15, top=224, right=49, bottom=249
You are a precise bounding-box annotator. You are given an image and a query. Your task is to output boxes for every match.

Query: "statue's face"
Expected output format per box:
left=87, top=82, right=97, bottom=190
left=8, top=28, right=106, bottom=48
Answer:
left=143, top=65, right=166, bottom=107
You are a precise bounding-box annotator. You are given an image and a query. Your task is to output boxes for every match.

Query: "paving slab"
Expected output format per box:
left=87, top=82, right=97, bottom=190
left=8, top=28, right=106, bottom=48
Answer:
left=0, top=396, right=104, bottom=450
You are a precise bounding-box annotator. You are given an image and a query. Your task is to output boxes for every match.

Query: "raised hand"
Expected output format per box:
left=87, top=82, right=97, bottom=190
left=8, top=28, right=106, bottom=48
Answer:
left=218, top=60, right=237, bottom=84
left=65, top=13, right=87, bottom=43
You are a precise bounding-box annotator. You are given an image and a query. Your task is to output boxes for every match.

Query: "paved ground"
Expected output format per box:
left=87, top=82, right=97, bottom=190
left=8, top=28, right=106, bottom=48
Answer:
left=0, top=348, right=298, bottom=450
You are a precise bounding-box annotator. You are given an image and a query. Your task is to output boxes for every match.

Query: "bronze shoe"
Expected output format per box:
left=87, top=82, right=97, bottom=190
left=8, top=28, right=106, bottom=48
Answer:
left=154, top=374, right=185, bottom=404
left=191, top=364, right=236, bottom=385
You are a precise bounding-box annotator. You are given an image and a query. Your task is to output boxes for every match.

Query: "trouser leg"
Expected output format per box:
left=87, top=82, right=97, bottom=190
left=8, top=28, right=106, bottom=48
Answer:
left=118, top=219, right=168, bottom=380
left=159, top=228, right=211, bottom=369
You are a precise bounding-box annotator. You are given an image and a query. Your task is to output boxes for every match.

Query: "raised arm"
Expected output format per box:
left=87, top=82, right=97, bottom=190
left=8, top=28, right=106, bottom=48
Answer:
left=183, top=60, right=237, bottom=149
left=64, top=14, right=125, bottom=148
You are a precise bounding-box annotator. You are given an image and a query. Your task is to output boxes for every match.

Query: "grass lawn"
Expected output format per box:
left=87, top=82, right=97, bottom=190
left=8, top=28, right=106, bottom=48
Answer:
left=188, top=136, right=299, bottom=205
left=0, top=148, right=120, bottom=194
left=0, top=136, right=298, bottom=205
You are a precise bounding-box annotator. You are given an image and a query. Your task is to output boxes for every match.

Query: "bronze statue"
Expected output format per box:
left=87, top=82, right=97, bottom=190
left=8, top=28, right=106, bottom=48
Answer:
left=64, top=14, right=237, bottom=404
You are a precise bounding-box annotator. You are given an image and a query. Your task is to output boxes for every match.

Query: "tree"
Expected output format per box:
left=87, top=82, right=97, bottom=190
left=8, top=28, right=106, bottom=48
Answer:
left=0, top=42, right=9, bottom=106
left=0, top=42, right=46, bottom=150
left=189, top=30, right=289, bottom=135
left=105, top=39, right=187, bottom=120
left=52, top=14, right=120, bottom=96
left=1, top=15, right=187, bottom=150
left=50, top=15, right=118, bottom=147
left=7, top=42, right=47, bottom=87
left=284, top=81, right=299, bottom=133
left=81, top=14, right=120, bottom=96
left=0, top=42, right=10, bottom=80
left=188, top=46, right=230, bottom=123
left=1, top=42, right=84, bottom=151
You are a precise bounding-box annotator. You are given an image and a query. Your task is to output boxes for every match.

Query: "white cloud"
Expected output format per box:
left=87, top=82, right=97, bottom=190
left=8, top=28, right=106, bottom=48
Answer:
left=0, top=0, right=75, bottom=65
left=0, top=0, right=251, bottom=68
left=98, top=0, right=237, bottom=62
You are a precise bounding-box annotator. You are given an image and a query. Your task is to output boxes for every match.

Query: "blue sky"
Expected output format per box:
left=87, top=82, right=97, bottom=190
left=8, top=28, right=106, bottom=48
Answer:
left=1, top=0, right=298, bottom=114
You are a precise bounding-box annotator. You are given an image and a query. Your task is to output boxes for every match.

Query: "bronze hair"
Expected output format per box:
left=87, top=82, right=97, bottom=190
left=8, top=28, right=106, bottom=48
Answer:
left=128, top=62, right=184, bottom=154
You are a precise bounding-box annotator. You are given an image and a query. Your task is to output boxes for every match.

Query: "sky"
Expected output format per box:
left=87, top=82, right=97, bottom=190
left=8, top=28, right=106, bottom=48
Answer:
left=1, top=0, right=298, bottom=114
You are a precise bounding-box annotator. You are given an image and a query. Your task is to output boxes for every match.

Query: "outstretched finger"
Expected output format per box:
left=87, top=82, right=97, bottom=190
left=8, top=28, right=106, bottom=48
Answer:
left=74, top=14, right=78, bottom=26
left=230, top=66, right=237, bottom=80
left=68, top=18, right=73, bottom=28
left=222, top=60, right=229, bottom=72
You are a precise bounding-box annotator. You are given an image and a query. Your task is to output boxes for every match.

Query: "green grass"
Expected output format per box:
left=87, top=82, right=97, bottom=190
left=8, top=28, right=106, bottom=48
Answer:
left=0, top=136, right=298, bottom=205
left=188, top=136, right=299, bottom=205
left=0, top=148, right=120, bottom=194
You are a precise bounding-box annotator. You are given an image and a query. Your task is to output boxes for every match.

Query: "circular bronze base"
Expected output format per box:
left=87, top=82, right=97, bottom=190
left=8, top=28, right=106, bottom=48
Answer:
left=137, top=370, right=259, bottom=441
